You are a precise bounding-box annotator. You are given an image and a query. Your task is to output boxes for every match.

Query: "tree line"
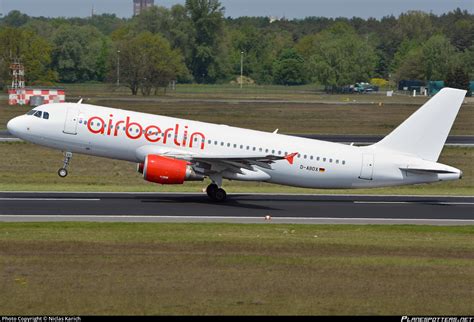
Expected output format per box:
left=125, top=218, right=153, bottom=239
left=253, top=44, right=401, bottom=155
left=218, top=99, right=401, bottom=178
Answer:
left=0, top=1, right=472, bottom=95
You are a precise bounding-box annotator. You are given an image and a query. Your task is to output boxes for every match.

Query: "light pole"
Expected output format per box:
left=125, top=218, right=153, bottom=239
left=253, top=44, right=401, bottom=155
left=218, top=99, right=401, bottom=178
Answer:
left=116, top=50, right=120, bottom=87
left=240, top=51, right=244, bottom=89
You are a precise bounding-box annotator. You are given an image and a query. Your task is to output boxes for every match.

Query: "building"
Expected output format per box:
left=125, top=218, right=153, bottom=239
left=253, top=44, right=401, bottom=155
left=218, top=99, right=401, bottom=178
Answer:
left=133, top=0, right=154, bottom=16
left=8, top=88, right=66, bottom=106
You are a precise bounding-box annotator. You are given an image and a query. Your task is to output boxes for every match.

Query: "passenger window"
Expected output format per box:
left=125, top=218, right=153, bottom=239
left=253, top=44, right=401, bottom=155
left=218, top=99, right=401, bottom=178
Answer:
left=34, top=111, right=42, bottom=118
left=43, top=112, right=49, bottom=120
left=342, top=161, right=346, bottom=165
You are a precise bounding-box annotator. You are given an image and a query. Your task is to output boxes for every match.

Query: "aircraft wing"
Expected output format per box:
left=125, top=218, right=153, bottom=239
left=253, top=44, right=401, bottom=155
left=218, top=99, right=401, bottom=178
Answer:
left=135, top=145, right=297, bottom=174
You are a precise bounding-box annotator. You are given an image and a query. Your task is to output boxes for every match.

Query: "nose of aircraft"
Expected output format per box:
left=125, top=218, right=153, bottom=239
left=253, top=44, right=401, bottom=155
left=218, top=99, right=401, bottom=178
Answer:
left=7, top=116, right=24, bottom=137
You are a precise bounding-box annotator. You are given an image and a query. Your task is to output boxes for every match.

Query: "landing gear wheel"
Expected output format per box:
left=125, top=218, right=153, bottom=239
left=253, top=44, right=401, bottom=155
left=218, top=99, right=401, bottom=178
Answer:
left=214, top=188, right=227, bottom=202
left=58, top=168, right=68, bottom=178
left=206, top=184, right=218, bottom=198
left=58, top=152, right=73, bottom=178
left=206, top=184, right=227, bottom=202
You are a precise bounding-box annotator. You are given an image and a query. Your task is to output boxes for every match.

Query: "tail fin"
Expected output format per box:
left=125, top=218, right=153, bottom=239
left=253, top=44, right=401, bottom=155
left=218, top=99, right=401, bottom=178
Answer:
left=374, top=87, right=466, bottom=161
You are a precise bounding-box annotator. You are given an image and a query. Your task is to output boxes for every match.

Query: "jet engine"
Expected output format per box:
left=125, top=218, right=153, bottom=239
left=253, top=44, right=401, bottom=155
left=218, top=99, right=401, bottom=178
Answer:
left=137, top=155, right=204, bottom=184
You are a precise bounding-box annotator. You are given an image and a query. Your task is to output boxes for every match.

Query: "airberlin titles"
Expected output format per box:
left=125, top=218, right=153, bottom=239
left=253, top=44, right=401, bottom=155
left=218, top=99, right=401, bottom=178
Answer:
left=85, top=114, right=206, bottom=149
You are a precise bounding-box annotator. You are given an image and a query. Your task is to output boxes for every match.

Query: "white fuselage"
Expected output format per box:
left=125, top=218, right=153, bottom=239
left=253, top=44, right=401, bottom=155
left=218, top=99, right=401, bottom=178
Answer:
left=7, top=102, right=462, bottom=189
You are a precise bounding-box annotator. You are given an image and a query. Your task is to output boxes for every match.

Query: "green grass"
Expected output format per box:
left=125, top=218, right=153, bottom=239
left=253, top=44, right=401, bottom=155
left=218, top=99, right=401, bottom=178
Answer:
left=0, top=223, right=472, bottom=315
left=1, top=142, right=472, bottom=195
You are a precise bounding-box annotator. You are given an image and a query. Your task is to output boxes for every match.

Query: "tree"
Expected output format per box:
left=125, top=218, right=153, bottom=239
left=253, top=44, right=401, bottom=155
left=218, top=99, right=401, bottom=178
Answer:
left=185, top=0, right=225, bottom=83
left=0, top=27, right=56, bottom=86
left=302, top=23, right=377, bottom=89
left=115, top=32, right=188, bottom=95
left=51, top=25, right=108, bottom=82
left=393, top=47, right=424, bottom=82
left=396, top=11, right=433, bottom=42
left=129, top=4, right=195, bottom=82
left=393, top=35, right=459, bottom=82
left=421, top=35, right=456, bottom=81
left=2, top=10, right=29, bottom=28
left=390, top=39, right=421, bottom=78
left=273, top=49, right=306, bottom=85
left=228, top=26, right=290, bottom=84
left=445, top=66, right=471, bottom=96
left=447, top=19, right=474, bottom=51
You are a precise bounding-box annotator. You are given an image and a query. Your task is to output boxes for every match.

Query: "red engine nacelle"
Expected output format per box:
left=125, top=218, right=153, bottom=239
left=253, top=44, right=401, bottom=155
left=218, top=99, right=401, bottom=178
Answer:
left=137, top=155, right=203, bottom=185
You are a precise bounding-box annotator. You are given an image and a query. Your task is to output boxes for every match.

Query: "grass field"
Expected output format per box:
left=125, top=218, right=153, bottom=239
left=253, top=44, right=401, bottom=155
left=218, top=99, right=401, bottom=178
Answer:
left=0, top=142, right=473, bottom=195
left=0, top=223, right=472, bottom=315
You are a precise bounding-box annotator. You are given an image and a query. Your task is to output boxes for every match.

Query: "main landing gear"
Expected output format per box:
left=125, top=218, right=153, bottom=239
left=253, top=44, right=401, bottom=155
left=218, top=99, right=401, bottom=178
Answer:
left=206, top=183, right=227, bottom=202
left=58, top=152, right=73, bottom=178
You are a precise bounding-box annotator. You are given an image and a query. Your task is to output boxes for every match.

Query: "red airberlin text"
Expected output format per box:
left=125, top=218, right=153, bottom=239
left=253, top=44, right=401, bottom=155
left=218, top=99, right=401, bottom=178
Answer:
left=86, top=115, right=206, bottom=150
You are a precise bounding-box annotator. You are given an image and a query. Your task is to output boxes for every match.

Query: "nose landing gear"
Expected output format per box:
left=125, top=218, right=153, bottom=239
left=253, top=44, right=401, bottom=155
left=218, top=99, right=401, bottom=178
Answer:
left=58, top=152, right=73, bottom=178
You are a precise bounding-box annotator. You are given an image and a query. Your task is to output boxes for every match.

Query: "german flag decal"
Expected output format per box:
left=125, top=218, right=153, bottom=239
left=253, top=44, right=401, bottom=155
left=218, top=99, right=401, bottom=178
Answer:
left=319, top=168, right=326, bottom=173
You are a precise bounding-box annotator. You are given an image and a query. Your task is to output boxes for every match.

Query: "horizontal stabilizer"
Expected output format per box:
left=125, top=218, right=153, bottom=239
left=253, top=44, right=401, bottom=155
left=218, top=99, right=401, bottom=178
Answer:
left=401, top=167, right=457, bottom=174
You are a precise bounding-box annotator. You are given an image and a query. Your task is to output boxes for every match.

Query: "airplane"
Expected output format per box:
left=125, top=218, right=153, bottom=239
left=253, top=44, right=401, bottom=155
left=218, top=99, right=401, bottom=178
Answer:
left=7, top=88, right=466, bottom=202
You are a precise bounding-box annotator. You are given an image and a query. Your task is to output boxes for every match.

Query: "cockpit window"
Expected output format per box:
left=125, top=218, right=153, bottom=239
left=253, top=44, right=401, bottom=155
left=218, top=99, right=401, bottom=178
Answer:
left=27, top=110, right=37, bottom=115
left=43, top=112, right=49, bottom=120
left=34, top=111, right=43, bottom=118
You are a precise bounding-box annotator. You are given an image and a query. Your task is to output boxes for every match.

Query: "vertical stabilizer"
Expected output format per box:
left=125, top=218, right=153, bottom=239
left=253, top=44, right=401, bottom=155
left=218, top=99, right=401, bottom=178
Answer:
left=374, top=88, right=466, bottom=161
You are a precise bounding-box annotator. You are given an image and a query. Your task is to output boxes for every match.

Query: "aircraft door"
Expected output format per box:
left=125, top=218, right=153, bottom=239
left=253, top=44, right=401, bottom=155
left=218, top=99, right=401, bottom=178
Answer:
left=63, top=106, right=80, bottom=135
left=359, top=154, right=374, bottom=180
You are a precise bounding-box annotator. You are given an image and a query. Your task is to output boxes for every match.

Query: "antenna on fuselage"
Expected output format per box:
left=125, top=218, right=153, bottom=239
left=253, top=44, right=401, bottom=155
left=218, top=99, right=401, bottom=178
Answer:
left=77, top=98, right=83, bottom=104
left=273, top=129, right=279, bottom=134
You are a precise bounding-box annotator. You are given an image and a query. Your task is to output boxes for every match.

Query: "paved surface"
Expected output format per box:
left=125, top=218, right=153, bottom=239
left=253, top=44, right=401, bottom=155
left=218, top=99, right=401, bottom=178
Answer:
left=0, top=192, right=473, bottom=225
left=1, top=130, right=473, bottom=146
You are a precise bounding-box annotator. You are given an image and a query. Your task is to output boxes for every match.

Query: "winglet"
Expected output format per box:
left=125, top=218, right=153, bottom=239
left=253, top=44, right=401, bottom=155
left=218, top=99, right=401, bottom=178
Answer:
left=284, top=152, right=298, bottom=165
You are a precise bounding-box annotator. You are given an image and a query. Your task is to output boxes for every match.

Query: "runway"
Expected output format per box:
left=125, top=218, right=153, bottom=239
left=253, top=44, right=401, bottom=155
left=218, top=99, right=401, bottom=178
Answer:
left=1, top=192, right=473, bottom=225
